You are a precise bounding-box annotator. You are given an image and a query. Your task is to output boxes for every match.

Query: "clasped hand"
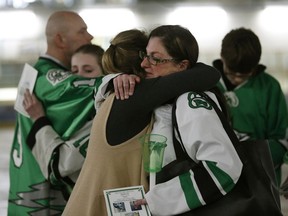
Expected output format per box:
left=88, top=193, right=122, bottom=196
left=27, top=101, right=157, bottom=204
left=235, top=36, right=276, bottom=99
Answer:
left=113, top=74, right=140, bottom=100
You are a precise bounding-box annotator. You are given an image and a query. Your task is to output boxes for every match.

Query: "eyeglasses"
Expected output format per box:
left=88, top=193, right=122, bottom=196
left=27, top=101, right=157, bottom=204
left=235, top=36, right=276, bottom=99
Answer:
left=139, top=51, right=175, bottom=66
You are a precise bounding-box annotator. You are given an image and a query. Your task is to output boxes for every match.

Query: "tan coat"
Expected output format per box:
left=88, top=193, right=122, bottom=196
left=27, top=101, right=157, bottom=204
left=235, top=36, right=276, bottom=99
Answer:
left=63, top=94, right=152, bottom=216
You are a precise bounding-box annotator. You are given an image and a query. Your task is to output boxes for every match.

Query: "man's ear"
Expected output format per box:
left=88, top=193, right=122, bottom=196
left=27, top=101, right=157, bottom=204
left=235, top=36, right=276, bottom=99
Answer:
left=179, top=60, right=190, bottom=70
left=54, top=33, right=65, bottom=48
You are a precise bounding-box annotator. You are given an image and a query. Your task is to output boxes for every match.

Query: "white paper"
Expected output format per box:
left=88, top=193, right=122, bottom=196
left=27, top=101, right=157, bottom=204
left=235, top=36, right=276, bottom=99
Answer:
left=14, top=63, right=38, bottom=117
left=104, top=185, right=151, bottom=216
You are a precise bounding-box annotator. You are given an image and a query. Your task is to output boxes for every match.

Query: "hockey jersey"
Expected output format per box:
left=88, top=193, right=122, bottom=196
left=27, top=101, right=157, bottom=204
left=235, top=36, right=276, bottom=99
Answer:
left=8, top=56, right=102, bottom=215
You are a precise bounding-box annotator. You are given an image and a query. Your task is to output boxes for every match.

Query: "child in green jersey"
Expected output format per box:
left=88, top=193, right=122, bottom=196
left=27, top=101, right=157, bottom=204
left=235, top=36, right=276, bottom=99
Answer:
left=212, top=27, right=288, bottom=186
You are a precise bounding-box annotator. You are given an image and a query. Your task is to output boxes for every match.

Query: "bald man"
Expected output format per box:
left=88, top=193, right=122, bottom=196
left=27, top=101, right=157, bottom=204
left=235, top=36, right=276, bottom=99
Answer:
left=45, top=11, right=93, bottom=68
left=8, top=11, right=100, bottom=215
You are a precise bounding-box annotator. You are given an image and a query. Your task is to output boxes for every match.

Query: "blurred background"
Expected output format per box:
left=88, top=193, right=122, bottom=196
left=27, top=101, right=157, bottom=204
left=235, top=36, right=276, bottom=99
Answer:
left=0, top=0, right=288, bottom=118
left=0, top=0, right=288, bottom=215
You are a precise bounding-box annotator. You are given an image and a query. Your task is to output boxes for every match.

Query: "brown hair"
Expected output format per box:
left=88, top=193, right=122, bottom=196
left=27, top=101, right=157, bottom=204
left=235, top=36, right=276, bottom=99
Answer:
left=221, top=27, right=261, bottom=74
left=74, top=44, right=105, bottom=74
left=102, top=29, right=148, bottom=78
left=149, top=25, right=199, bottom=69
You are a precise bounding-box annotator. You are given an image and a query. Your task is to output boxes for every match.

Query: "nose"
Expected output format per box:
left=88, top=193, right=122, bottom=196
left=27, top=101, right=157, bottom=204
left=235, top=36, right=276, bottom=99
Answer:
left=140, top=57, right=149, bottom=68
left=77, top=68, right=83, bottom=76
left=87, top=31, right=93, bottom=42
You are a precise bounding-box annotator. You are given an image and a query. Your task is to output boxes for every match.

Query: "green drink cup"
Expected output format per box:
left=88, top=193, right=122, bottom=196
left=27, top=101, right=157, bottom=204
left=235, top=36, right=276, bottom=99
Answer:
left=139, top=134, right=167, bottom=173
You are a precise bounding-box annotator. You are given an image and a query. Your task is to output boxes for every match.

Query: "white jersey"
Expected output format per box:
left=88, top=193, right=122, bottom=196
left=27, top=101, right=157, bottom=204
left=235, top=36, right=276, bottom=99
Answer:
left=32, top=120, right=92, bottom=182
left=146, top=91, right=243, bottom=216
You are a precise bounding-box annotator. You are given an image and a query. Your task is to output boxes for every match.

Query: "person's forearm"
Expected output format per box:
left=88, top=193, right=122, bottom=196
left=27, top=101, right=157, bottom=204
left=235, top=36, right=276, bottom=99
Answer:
left=173, top=62, right=220, bottom=92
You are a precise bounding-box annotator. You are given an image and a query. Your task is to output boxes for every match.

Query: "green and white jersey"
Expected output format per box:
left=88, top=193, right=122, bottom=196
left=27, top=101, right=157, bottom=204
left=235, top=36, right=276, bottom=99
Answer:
left=214, top=60, right=288, bottom=181
left=8, top=56, right=102, bottom=215
left=146, top=91, right=243, bottom=215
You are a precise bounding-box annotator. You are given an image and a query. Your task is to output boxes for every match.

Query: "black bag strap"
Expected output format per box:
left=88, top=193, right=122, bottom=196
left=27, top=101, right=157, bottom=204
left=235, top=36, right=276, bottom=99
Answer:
left=155, top=101, right=198, bottom=184
left=172, top=92, right=240, bottom=161
left=172, top=97, right=194, bottom=161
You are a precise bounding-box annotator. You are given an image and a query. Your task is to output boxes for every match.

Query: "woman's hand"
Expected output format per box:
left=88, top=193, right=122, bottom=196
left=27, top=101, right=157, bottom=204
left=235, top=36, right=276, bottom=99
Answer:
left=23, top=89, right=45, bottom=122
left=113, top=74, right=140, bottom=100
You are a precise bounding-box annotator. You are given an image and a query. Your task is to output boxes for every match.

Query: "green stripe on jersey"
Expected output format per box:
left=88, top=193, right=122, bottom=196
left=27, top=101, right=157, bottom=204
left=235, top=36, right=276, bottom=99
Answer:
left=206, top=161, right=235, bottom=193
left=179, top=172, right=202, bottom=209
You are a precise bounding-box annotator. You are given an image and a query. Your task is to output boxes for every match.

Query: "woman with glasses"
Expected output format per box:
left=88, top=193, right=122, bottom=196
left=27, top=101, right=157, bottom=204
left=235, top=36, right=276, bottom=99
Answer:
left=62, top=27, right=223, bottom=216
left=212, top=27, right=288, bottom=186
left=122, top=25, right=242, bottom=215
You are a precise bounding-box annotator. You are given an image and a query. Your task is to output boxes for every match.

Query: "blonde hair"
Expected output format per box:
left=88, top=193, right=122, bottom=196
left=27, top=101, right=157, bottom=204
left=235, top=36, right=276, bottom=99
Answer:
left=102, top=29, right=148, bottom=78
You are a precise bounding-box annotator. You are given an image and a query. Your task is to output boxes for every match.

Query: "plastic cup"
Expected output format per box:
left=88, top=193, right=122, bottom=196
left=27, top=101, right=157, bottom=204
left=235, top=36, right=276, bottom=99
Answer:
left=139, top=134, right=167, bottom=173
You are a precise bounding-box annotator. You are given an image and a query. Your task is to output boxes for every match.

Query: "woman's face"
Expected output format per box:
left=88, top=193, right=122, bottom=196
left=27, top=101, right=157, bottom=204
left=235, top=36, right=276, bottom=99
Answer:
left=140, top=37, right=185, bottom=78
left=71, top=53, right=103, bottom=78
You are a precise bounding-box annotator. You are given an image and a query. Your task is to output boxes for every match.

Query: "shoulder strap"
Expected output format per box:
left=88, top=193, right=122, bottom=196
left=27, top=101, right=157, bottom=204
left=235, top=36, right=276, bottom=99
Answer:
left=172, top=97, right=195, bottom=161
left=172, top=92, right=240, bottom=161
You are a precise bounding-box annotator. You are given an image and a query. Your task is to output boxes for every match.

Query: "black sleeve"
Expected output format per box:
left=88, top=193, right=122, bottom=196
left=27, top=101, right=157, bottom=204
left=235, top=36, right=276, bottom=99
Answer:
left=27, top=116, right=52, bottom=149
left=107, top=62, right=220, bottom=145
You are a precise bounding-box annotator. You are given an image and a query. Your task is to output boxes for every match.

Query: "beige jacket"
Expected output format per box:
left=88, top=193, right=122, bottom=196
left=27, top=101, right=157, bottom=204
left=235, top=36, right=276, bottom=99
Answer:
left=63, top=94, right=152, bottom=216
